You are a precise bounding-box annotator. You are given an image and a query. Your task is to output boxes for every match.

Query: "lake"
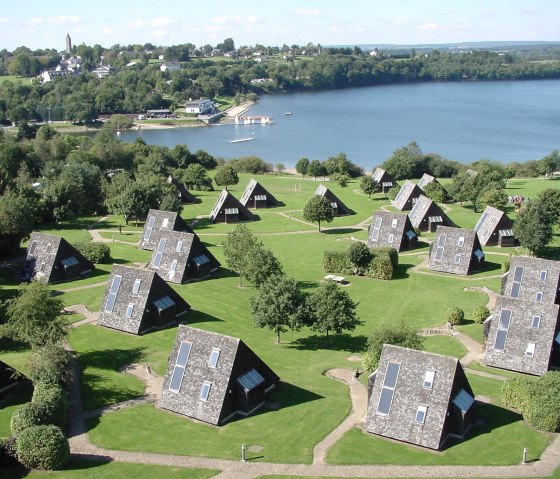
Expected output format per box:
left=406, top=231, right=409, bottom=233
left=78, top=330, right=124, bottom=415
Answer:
left=120, top=79, right=560, bottom=170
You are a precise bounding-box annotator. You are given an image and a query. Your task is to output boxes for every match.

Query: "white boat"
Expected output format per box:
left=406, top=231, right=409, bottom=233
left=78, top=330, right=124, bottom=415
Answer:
left=234, top=114, right=273, bottom=125
left=284, top=111, right=293, bottom=116
left=229, top=137, right=255, bottom=143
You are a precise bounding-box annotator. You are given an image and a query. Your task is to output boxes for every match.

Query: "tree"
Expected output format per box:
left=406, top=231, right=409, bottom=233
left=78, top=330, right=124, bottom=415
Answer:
left=214, top=164, right=239, bottom=190
left=180, top=163, right=212, bottom=191
left=422, top=181, right=447, bottom=203
left=307, top=159, right=324, bottom=179
left=303, top=195, right=334, bottom=232
left=0, top=187, right=40, bottom=258
left=306, top=281, right=361, bottom=339
left=475, top=184, right=508, bottom=212
left=244, top=246, right=284, bottom=288
left=251, top=277, right=304, bottom=343
left=472, top=306, right=490, bottom=324
left=537, top=150, right=560, bottom=178
left=347, top=242, right=371, bottom=274
left=222, top=224, right=260, bottom=286
left=445, top=306, right=465, bottom=325
left=360, top=175, right=378, bottom=199
left=330, top=172, right=349, bottom=188
left=362, top=321, right=423, bottom=372
left=533, top=188, right=560, bottom=226
left=381, top=141, right=423, bottom=180
left=514, top=206, right=553, bottom=256
left=5, top=281, right=67, bottom=348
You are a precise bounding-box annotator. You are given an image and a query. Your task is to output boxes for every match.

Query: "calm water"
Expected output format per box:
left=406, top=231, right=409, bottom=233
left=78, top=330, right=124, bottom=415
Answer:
left=120, top=79, right=560, bottom=169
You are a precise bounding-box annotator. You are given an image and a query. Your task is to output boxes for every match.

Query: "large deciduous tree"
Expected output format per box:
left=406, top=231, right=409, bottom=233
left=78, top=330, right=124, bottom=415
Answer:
left=305, top=281, right=361, bottom=339
left=213, top=164, right=239, bottom=190
left=303, top=195, right=334, bottom=232
left=360, top=175, right=378, bottom=199
left=295, top=157, right=309, bottom=177
left=222, top=224, right=260, bottom=286
left=381, top=141, right=423, bottom=180
left=251, top=277, right=304, bottom=343
left=5, top=281, right=67, bottom=348
left=514, top=206, right=553, bottom=256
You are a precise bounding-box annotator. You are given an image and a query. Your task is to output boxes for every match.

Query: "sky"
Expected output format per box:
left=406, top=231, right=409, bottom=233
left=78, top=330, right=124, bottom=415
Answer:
left=1, top=0, right=559, bottom=51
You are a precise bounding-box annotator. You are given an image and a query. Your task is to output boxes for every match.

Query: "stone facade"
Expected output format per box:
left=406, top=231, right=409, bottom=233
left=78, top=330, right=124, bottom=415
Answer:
left=484, top=296, right=560, bottom=376
left=149, top=231, right=220, bottom=284
left=240, top=179, right=280, bottom=208
left=365, top=345, right=475, bottom=451
left=392, top=181, right=425, bottom=211
left=409, top=195, right=455, bottom=232
left=428, top=226, right=485, bottom=276
left=209, top=190, right=256, bottom=223
left=367, top=211, right=417, bottom=251
left=314, top=184, right=352, bottom=216
left=23, top=232, right=92, bottom=284
left=501, top=256, right=560, bottom=305
left=159, top=325, right=280, bottom=425
left=98, top=264, right=190, bottom=335
left=139, top=209, right=193, bottom=251
left=372, top=167, right=395, bottom=194
left=474, top=205, right=514, bottom=247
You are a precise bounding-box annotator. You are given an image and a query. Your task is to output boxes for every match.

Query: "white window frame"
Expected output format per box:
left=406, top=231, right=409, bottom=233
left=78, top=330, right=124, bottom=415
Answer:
left=415, top=404, right=428, bottom=424
left=391, top=218, right=398, bottom=228
left=531, top=315, right=541, bottom=329
left=454, top=254, right=462, bottom=264
left=535, top=292, right=543, bottom=302
left=525, top=342, right=536, bottom=358
left=199, top=380, right=212, bottom=401
left=125, top=303, right=134, bottom=318
left=458, top=236, right=465, bottom=247
left=208, top=348, right=221, bottom=368
left=423, top=370, right=435, bottom=389
left=175, top=240, right=183, bottom=253
left=132, top=278, right=142, bottom=294
left=388, top=234, right=394, bottom=244
left=539, top=270, right=548, bottom=281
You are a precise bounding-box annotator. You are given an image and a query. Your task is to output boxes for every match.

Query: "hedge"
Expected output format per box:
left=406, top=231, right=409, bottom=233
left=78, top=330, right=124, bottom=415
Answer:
left=16, top=424, right=70, bottom=470
left=322, top=251, right=353, bottom=275
left=32, top=383, right=67, bottom=429
left=73, top=241, right=110, bottom=264
left=10, top=402, right=52, bottom=436
left=366, top=255, right=393, bottom=280
left=323, top=246, right=397, bottom=280
left=501, top=376, right=533, bottom=412
left=0, top=437, right=18, bottom=467
left=371, top=247, right=399, bottom=268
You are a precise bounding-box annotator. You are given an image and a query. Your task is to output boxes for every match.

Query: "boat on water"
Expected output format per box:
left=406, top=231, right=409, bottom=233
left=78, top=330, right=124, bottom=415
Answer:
left=284, top=111, right=293, bottom=116
left=234, top=114, right=273, bottom=125
left=229, top=137, right=255, bottom=143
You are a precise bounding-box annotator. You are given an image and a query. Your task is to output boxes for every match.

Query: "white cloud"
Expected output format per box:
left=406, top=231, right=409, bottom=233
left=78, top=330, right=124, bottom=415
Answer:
left=296, top=9, right=321, bottom=16
left=50, top=16, right=81, bottom=24
left=129, top=18, right=147, bottom=29
left=28, top=18, right=45, bottom=26
left=153, top=29, right=168, bottom=38
left=152, top=17, right=175, bottom=27
left=212, top=15, right=259, bottom=25
left=102, top=26, right=112, bottom=34
left=416, top=22, right=439, bottom=31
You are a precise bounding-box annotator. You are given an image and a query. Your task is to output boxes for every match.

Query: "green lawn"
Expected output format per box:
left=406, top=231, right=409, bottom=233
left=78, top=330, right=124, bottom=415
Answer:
left=327, top=374, right=551, bottom=466
left=3, top=460, right=218, bottom=479
left=1, top=175, right=556, bottom=473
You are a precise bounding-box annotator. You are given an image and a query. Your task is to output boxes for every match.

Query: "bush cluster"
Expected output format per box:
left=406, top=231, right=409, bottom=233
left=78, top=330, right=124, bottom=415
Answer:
left=323, top=244, right=398, bottom=280
left=502, top=372, right=560, bottom=432
left=472, top=306, right=490, bottom=324
left=73, top=241, right=110, bottom=264
left=16, top=425, right=70, bottom=470
left=0, top=437, right=18, bottom=467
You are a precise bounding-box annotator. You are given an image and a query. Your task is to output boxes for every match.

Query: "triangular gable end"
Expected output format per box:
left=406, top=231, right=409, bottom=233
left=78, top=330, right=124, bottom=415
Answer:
left=314, top=184, right=352, bottom=216
left=240, top=179, right=280, bottom=208
left=209, top=190, right=256, bottom=223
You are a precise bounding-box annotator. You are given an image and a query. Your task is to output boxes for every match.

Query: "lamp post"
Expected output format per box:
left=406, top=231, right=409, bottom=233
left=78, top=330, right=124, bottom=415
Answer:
left=522, top=447, right=528, bottom=465
left=241, top=444, right=246, bottom=463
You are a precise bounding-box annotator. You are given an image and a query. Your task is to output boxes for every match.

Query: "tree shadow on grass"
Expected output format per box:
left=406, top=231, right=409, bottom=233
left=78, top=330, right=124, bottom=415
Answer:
left=181, top=309, right=224, bottom=325
left=322, top=227, right=363, bottom=236
left=81, top=369, right=144, bottom=411
left=288, top=333, right=368, bottom=353
left=392, top=262, right=416, bottom=280
left=441, top=402, right=521, bottom=451
left=78, top=347, right=146, bottom=371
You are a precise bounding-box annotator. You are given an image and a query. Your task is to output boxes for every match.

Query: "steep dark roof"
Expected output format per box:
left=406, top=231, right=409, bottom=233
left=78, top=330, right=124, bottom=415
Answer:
left=484, top=296, right=560, bottom=376
left=428, top=226, right=485, bottom=276
left=372, top=167, right=395, bottom=191
left=314, top=184, right=352, bottom=216
left=159, top=325, right=280, bottom=425
left=408, top=195, right=455, bottom=231
left=240, top=179, right=280, bottom=208
left=367, top=211, right=417, bottom=251
left=167, top=176, right=199, bottom=204
left=501, top=256, right=560, bottom=305
left=98, top=264, right=190, bottom=335
left=23, top=232, right=93, bottom=284
left=365, top=344, right=475, bottom=450
left=139, top=209, right=193, bottom=251
left=391, top=181, right=425, bottom=211
left=209, top=190, right=256, bottom=223
left=474, top=206, right=514, bottom=247
left=149, top=231, right=220, bottom=284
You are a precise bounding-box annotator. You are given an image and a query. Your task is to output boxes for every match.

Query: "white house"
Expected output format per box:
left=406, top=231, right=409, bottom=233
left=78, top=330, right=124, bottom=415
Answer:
left=160, top=62, right=181, bottom=72
left=185, top=99, right=214, bottom=115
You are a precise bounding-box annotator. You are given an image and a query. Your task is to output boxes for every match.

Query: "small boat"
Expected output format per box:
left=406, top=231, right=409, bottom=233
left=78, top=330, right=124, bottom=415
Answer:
left=229, top=137, right=255, bottom=143
left=284, top=111, right=293, bottom=116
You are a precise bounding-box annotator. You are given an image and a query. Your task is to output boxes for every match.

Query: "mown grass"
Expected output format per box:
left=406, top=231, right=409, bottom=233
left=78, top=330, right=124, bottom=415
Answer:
left=327, top=374, right=551, bottom=465
left=422, top=335, right=466, bottom=358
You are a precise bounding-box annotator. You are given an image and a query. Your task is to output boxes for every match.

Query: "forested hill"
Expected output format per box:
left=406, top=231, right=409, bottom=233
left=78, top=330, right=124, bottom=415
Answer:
left=2, top=46, right=560, bottom=122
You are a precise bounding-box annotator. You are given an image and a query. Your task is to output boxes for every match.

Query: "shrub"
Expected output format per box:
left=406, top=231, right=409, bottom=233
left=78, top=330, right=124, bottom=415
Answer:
left=445, top=306, right=465, bottom=325
left=0, top=437, right=18, bottom=467
left=366, top=255, right=393, bottom=280
left=387, top=185, right=400, bottom=201
left=502, top=258, right=510, bottom=273
left=472, top=306, right=490, bottom=324
left=501, top=376, right=533, bottom=412
left=32, top=383, right=67, bottom=429
left=73, top=241, right=110, bottom=264
left=28, top=344, right=72, bottom=386
left=10, top=402, right=51, bottom=436
left=371, top=247, right=399, bottom=268
left=322, top=251, right=353, bottom=275
left=347, top=242, right=371, bottom=269
left=16, top=425, right=69, bottom=470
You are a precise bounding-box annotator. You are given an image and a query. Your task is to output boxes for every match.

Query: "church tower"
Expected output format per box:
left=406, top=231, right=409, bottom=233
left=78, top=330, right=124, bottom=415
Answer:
left=66, top=34, right=72, bottom=54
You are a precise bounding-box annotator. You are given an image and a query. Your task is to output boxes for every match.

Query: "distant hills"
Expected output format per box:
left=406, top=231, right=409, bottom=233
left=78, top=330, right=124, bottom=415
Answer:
left=333, top=41, right=560, bottom=52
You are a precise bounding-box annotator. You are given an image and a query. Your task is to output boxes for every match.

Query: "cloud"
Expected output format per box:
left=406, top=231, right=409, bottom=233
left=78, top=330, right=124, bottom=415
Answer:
left=152, top=17, right=175, bottom=27
left=296, top=9, right=321, bottom=16
left=0, top=17, right=10, bottom=25
left=102, top=26, right=112, bottom=34
left=211, top=15, right=259, bottom=25
left=522, top=8, right=541, bottom=16
left=50, top=16, right=81, bottom=24
left=129, top=18, right=147, bottom=29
